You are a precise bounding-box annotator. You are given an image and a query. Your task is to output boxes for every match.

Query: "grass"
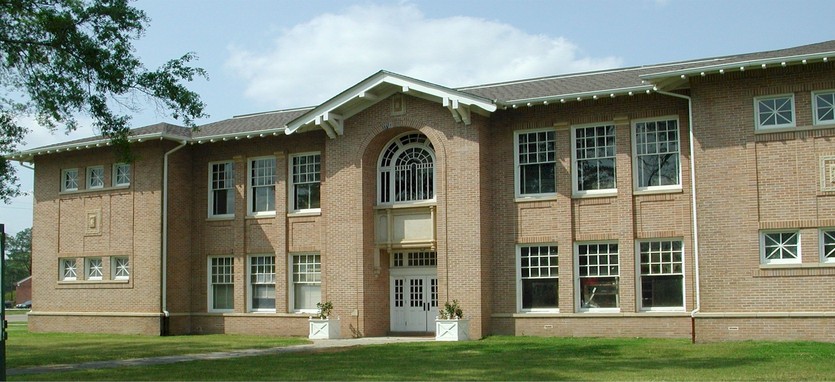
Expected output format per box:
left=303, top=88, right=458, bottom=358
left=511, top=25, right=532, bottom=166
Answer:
left=7, top=328, right=835, bottom=381
left=5, top=324, right=308, bottom=369
left=4, top=309, right=30, bottom=315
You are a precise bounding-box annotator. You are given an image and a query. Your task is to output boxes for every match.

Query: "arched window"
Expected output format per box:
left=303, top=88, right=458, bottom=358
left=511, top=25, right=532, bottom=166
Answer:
left=378, top=133, right=435, bottom=204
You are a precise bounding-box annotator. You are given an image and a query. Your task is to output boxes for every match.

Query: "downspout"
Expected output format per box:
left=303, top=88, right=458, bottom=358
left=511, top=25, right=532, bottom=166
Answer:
left=654, top=88, right=701, bottom=343
left=161, top=140, right=187, bottom=335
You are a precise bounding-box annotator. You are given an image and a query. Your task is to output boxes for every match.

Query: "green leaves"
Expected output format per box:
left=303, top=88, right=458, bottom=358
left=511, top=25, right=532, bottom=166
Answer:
left=0, top=0, right=208, bottom=203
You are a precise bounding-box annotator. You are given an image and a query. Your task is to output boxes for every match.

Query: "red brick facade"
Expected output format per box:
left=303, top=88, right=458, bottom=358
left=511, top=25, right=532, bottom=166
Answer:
left=21, top=44, right=835, bottom=341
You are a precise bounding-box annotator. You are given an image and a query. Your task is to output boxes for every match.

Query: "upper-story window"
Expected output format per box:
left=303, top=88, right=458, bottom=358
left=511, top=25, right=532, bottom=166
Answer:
left=209, top=161, right=235, bottom=217
left=813, top=90, right=835, bottom=125
left=378, top=133, right=435, bottom=205
left=572, top=124, right=616, bottom=196
left=820, top=229, right=835, bottom=264
left=755, top=94, right=795, bottom=130
left=514, top=129, right=556, bottom=198
left=86, top=257, right=103, bottom=281
left=60, top=258, right=77, bottom=281
left=633, top=117, right=681, bottom=191
left=113, top=163, right=131, bottom=187
left=290, top=153, right=321, bottom=212
left=248, top=157, right=276, bottom=215
left=87, top=166, right=104, bottom=189
left=760, top=231, right=800, bottom=265
left=61, top=168, right=79, bottom=192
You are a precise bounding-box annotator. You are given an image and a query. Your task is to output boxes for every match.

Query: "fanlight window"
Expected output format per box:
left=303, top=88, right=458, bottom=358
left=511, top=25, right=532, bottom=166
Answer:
left=378, top=133, right=435, bottom=204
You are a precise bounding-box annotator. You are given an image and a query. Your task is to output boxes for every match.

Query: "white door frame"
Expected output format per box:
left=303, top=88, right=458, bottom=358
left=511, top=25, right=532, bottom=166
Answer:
left=390, top=267, right=438, bottom=333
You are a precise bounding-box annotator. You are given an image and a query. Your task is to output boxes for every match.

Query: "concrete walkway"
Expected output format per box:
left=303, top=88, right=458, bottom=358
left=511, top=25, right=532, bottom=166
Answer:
left=8, top=337, right=433, bottom=376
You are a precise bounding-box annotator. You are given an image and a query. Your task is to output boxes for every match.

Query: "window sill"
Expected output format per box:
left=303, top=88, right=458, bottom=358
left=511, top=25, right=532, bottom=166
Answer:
left=754, top=123, right=834, bottom=135
left=59, top=185, right=131, bottom=196
left=514, top=195, right=558, bottom=203
left=755, top=263, right=835, bottom=277
left=58, top=279, right=130, bottom=285
left=633, top=187, right=683, bottom=196
left=287, top=210, right=321, bottom=218
left=572, top=191, right=618, bottom=199
left=246, top=213, right=276, bottom=220
left=374, top=202, right=437, bottom=210
left=206, top=216, right=234, bottom=222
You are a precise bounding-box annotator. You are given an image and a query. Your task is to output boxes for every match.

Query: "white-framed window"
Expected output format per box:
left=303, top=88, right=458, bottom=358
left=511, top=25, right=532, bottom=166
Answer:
left=61, top=168, right=79, bottom=192
left=290, top=153, right=321, bottom=212
left=633, top=117, right=681, bottom=191
left=572, top=124, right=617, bottom=196
left=755, top=94, right=795, bottom=130
left=820, top=229, right=835, bottom=264
left=760, top=231, right=801, bottom=265
left=113, top=163, right=131, bottom=187
left=517, top=244, right=558, bottom=312
left=86, top=257, right=103, bottom=281
left=60, top=258, right=77, bottom=281
left=112, top=257, right=130, bottom=280
left=577, top=242, right=619, bottom=311
left=87, top=166, right=104, bottom=189
left=638, top=240, right=684, bottom=311
left=290, top=253, right=321, bottom=312
left=209, top=161, right=235, bottom=217
left=514, top=129, right=556, bottom=198
left=208, top=256, right=234, bottom=312
left=248, top=157, right=276, bottom=215
left=249, top=255, right=276, bottom=312
left=377, top=133, right=435, bottom=205
left=813, top=90, right=835, bottom=125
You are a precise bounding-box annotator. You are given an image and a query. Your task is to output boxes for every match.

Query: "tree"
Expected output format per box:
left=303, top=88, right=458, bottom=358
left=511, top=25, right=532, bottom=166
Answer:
left=0, top=0, right=208, bottom=203
left=4, top=228, right=32, bottom=294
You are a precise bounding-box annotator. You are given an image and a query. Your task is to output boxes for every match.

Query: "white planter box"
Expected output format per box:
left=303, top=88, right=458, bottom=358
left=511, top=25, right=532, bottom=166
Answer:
left=309, top=318, right=341, bottom=339
left=435, top=319, right=470, bottom=341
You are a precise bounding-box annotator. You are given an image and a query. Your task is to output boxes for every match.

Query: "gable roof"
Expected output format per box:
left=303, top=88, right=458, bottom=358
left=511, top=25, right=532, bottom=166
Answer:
left=7, top=40, right=835, bottom=162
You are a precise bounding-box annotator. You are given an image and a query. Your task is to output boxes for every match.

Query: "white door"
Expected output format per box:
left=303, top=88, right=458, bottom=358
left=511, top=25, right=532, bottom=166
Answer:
left=391, top=274, right=437, bottom=332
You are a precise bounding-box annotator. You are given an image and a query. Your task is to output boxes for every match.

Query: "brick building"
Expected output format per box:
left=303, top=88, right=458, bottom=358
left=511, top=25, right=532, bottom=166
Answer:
left=8, top=40, right=835, bottom=341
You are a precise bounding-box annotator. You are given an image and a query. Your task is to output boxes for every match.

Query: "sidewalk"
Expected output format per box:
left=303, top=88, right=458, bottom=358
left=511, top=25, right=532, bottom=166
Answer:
left=8, top=337, right=432, bottom=376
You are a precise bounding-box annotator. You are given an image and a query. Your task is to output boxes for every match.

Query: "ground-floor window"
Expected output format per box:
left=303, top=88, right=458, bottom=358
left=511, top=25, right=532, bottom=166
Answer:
left=249, top=255, right=276, bottom=311
left=577, top=242, right=619, bottom=311
left=518, top=244, right=558, bottom=312
left=638, top=240, right=684, bottom=310
left=291, top=253, right=321, bottom=312
left=208, top=256, right=234, bottom=312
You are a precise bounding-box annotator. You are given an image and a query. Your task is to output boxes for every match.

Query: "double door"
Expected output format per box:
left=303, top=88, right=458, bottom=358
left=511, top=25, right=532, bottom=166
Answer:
left=390, top=273, right=437, bottom=332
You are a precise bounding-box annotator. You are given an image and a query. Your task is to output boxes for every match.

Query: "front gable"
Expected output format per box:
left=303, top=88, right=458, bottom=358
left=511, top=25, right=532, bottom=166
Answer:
left=285, top=71, right=497, bottom=138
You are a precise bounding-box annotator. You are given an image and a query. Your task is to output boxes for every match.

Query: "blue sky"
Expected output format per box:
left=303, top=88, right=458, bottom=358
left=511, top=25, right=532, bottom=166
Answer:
left=2, top=0, right=834, bottom=234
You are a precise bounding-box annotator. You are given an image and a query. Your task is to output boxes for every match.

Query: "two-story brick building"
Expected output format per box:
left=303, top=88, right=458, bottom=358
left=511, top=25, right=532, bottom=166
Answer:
left=9, top=40, right=835, bottom=341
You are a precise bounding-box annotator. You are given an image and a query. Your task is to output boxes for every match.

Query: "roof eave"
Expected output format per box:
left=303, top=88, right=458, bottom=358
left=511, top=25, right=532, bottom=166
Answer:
left=6, top=132, right=190, bottom=163
left=497, top=85, right=657, bottom=109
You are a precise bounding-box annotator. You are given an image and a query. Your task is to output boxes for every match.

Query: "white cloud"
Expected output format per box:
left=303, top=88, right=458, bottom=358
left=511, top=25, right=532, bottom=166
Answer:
left=226, top=3, right=622, bottom=109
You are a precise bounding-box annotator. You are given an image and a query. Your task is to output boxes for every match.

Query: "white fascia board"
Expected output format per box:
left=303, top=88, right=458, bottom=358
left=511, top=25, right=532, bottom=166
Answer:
left=641, top=52, right=835, bottom=81
left=193, top=127, right=286, bottom=144
left=500, top=85, right=656, bottom=107
left=285, top=71, right=497, bottom=135
left=6, top=132, right=189, bottom=162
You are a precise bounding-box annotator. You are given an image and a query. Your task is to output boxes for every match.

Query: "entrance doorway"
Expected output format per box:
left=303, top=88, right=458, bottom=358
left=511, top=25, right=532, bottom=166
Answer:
left=389, top=251, right=438, bottom=333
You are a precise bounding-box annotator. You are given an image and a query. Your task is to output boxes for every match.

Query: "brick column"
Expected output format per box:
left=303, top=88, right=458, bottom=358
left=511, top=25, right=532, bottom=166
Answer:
left=273, top=151, right=288, bottom=312
left=613, top=116, right=636, bottom=312
left=233, top=155, right=246, bottom=313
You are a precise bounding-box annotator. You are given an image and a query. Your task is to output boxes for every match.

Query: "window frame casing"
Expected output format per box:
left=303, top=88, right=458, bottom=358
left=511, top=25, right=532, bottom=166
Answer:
left=813, top=90, right=835, bottom=126
left=248, top=255, right=277, bottom=312
left=288, top=253, right=321, bottom=313
left=113, top=163, right=131, bottom=187
left=571, top=123, right=618, bottom=197
left=754, top=94, right=796, bottom=130
left=636, top=239, right=686, bottom=312
left=60, top=258, right=78, bottom=281
left=61, top=168, right=79, bottom=192
left=514, top=128, right=557, bottom=199
left=516, top=243, right=559, bottom=313
left=820, top=228, right=835, bottom=264
left=86, top=166, right=105, bottom=189
left=112, top=256, right=130, bottom=280
left=760, top=230, right=801, bottom=265
left=247, top=156, right=277, bottom=216
left=631, top=116, right=682, bottom=193
left=208, top=161, right=235, bottom=218
left=575, top=241, right=620, bottom=313
left=288, top=152, right=322, bottom=214
left=207, top=256, right=235, bottom=312
left=376, top=133, right=436, bottom=206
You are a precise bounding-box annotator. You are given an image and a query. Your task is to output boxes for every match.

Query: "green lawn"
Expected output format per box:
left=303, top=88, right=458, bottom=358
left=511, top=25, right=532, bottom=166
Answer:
left=4, top=309, right=30, bottom=315
left=5, top=324, right=308, bottom=369
left=8, top=326, right=835, bottom=381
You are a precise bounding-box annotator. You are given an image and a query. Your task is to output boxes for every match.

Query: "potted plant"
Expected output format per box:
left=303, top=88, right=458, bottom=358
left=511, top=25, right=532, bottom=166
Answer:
left=435, top=300, right=470, bottom=341
left=308, top=301, right=340, bottom=339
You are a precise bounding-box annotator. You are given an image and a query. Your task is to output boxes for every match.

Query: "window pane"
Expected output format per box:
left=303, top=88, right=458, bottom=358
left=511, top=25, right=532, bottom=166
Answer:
left=213, top=284, right=234, bottom=310
left=294, top=283, right=321, bottom=310
left=522, top=278, right=558, bottom=309
left=641, top=275, right=683, bottom=308
left=816, top=93, right=835, bottom=123
left=580, top=276, right=619, bottom=309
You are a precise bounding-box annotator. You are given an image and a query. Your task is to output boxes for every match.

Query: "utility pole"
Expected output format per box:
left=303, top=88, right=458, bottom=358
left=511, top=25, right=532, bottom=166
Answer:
left=0, top=224, right=6, bottom=381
